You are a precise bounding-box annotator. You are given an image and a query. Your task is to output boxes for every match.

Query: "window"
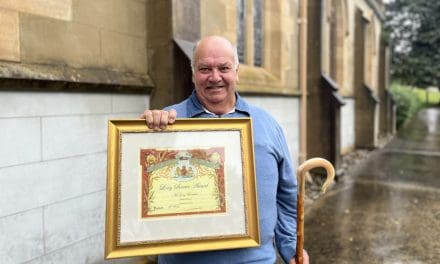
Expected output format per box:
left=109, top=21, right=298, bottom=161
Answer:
left=237, top=0, right=246, bottom=63
left=253, top=0, right=264, bottom=67
left=236, top=0, right=264, bottom=67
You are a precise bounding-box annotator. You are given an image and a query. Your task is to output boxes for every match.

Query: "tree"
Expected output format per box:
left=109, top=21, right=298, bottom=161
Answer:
left=384, top=0, right=440, bottom=88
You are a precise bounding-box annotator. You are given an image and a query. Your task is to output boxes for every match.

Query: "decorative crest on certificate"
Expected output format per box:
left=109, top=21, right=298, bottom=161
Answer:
left=140, top=148, right=226, bottom=218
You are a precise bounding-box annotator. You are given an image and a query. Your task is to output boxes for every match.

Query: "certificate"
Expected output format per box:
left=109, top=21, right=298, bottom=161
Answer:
left=105, top=118, right=259, bottom=259
left=140, top=147, right=226, bottom=217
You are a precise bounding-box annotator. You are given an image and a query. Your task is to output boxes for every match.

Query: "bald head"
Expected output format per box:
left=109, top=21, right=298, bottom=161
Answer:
left=191, top=36, right=239, bottom=73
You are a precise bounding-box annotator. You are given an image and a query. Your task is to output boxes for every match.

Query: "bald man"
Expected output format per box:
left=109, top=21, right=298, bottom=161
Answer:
left=141, top=36, right=308, bottom=264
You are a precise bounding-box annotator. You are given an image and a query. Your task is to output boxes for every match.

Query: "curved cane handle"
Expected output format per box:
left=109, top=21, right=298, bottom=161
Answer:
left=295, top=158, right=335, bottom=264
left=297, top=158, right=335, bottom=193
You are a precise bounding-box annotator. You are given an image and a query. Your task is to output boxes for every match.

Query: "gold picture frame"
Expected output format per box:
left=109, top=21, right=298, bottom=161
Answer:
left=105, top=118, right=259, bottom=259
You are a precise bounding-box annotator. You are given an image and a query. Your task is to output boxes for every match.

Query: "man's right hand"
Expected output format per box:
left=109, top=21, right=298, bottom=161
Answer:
left=139, top=109, right=177, bottom=130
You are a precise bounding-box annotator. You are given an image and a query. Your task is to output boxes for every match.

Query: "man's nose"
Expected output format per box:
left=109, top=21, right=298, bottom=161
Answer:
left=209, top=69, right=221, bottom=82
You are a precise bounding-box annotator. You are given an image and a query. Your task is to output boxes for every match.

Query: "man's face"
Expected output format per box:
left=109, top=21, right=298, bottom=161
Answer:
left=192, top=37, right=239, bottom=112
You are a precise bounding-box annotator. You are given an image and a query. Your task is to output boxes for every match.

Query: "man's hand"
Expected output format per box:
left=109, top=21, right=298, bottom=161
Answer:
left=140, top=109, right=177, bottom=130
left=289, top=249, right=309, bottom=264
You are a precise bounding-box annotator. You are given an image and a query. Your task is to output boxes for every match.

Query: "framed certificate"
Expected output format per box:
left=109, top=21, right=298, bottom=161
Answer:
left=105, top=118, right=259, bottom=259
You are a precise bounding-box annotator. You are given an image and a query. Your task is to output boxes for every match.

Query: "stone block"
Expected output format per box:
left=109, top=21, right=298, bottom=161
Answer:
left=111, top=93, right=149, bottom=113
left=0, top=0, right=72, bottom=21
left=44, top=191, right=105, bottom=252
left=0, top=9, right=19, bottom=62
left=107, top=113, right=142, bottom=120
left=73, top=0, right=146, bottom=37
left=20, top=14, right=101, bottom=68
left=173, top=0, right=200, bottom=41
left=0, top=209, right=43, bottom=263
left=0, top=91, right=111, bottom=118
left=0, top=118, right=41, bottom=167
left=201, top=0, right=233, bottom=39
left=101, top=31, right=147, bottom=74
left=0, top=153, right=106, bottom=217
left=341, top=99, right=355, bottom=153
left=243, top=96, right=300, bottom=167
left=26, top=233, right=145, bottom=264
left=41, top=115, right=108, bottom=160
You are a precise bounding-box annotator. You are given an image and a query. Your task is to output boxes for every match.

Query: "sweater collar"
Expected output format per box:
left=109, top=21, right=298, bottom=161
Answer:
left=187, top=90, right=250, bottom=117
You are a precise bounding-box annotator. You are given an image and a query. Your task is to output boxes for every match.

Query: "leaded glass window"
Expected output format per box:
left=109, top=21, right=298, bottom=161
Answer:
left=237, top=0, right=246, bottom=63
left=253, top=0, right=264, bottom=67
left=237, top=0, right=265, bottom=67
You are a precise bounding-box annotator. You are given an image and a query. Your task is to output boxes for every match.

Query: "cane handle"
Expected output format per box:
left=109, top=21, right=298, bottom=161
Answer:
left=297, top=158, right=335, bottom=193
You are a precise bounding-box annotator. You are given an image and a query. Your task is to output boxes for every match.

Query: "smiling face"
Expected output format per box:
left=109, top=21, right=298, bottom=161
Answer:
left=192, top=36, right=239, bottom=115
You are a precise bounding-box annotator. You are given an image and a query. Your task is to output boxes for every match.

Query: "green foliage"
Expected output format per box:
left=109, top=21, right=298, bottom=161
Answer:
left=413, top=87, right=440, bottom=106
left=385, top=0, right=440, bottom=87
left=390, top=83, right=423, bottom=129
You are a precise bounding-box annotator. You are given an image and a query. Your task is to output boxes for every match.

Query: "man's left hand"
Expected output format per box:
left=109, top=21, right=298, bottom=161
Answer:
left=289, top=249, right=309, bottom=264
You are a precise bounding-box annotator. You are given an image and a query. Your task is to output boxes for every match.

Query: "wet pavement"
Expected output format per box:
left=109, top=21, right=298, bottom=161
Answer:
left=303, top=108, right=440, bottom=263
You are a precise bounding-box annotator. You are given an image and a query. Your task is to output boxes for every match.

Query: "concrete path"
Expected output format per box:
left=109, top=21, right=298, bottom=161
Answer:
left=303, top=108, right=440, bottom=263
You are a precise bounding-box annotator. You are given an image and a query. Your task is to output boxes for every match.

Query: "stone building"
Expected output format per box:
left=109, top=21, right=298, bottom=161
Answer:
left=307, top=0, right=395, bottom=172
left=0, top=0, right=394, bottom=263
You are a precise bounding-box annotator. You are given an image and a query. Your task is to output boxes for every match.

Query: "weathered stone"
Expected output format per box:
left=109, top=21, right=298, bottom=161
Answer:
left=101, top=31, right=147, bottom=74
left=73, top=0, right=146, bottom=37
left=0, top=118, right=41, bottom=167
left=0, top=0, right=72, bottom=21
left=341, top=99, right=356, bottom=154
left=243, top=96, right=300, bottom=168
left=111, top=93, right=149, bottom=113
left=0, top=61, right=154, bottom=90
left=41, top=115, right=108, bottom=160
left=201, top=0, right=233, bottom=40
left=0, top=9, right=19, bottom=62
left=20, top=14, right=101, bottom=68
left=0, top=91, right=111, bottom=117
left=44, top=191, right=105, bottom=252
left=0, top=209, right=44, bottom=263
left=173, top=0, right=200, bottom=41
left=26, top=233, right=147, bottom=264
left=0, top=153, right=106, bottom=218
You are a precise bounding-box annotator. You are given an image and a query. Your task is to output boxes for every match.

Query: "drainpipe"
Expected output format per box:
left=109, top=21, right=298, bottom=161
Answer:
left=298, top=0, right=308, bottom=164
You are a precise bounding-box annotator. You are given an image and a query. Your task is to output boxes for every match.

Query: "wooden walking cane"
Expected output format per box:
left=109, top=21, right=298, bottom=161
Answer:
left=295, top=158, right=335, bottom=264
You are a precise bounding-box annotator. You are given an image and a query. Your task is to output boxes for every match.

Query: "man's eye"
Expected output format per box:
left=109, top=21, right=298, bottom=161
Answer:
left=219, top=67, right=231, bottom=73
left=199, top=68, right=210, bottom=73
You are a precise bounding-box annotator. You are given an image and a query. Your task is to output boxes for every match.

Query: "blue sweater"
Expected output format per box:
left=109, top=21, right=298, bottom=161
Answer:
left=159, top=91, right=297, bottom=264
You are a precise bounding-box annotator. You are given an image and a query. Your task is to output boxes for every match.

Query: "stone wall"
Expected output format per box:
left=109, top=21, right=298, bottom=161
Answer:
left=0, top=1, right=152, bottom=263
left=0, top=0, right=151, bottom=88
left=321, top=0, right=384, bottom=98
left=0, top=91, right=149, bottom=263
left=243, top=96, right=300, bottom=169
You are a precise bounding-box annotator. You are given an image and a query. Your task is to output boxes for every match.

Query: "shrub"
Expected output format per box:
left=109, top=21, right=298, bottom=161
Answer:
left=390, top=83, right=422, bottom=129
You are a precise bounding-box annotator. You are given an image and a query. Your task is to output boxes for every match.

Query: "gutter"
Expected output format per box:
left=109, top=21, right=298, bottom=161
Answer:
left=298, top=0, right=308, bottom=164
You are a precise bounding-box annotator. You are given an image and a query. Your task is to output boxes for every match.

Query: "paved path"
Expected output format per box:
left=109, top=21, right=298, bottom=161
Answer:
left=303, top=108, right=440, bottom=263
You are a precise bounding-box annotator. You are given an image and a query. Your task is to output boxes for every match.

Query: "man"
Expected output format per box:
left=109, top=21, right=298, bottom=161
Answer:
left=141, top=36, right=309, bottom=264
